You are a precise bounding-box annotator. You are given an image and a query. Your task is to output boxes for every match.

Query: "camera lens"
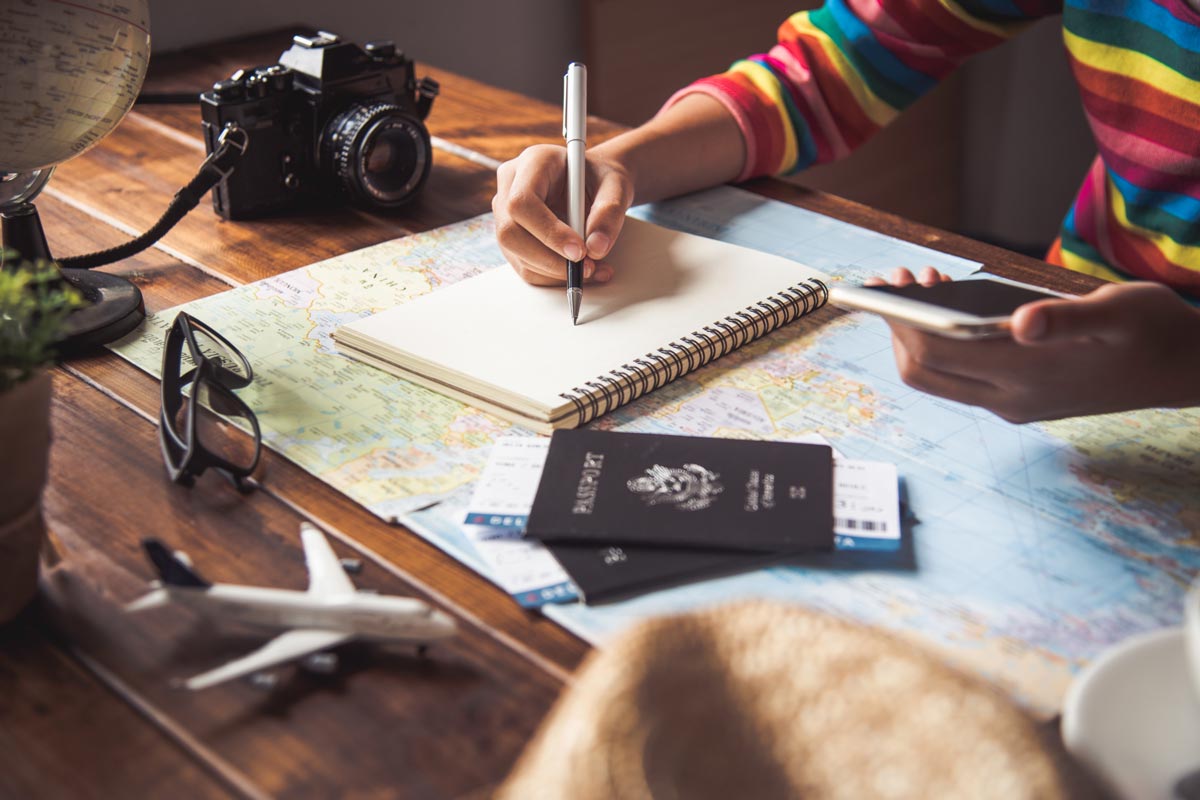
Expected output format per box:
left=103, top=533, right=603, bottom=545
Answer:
left=322, top=102, right=432, bottom=209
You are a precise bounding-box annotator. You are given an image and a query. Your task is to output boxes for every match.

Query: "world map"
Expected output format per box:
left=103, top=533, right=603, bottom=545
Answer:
left=112, top=186, right=1200, bottom=712
left=115, top=214, right=512, bottom=520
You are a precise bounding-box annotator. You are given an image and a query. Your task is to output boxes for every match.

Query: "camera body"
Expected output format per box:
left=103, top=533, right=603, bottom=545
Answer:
left=200, top=32, right=438, bottom=220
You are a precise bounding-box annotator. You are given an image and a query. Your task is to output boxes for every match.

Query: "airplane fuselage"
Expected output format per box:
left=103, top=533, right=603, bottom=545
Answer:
left=168, top=585, right=457, bottom=642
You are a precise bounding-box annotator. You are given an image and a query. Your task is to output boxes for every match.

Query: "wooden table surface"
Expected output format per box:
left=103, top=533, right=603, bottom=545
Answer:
left=1, top=30, right=1107, bottom=800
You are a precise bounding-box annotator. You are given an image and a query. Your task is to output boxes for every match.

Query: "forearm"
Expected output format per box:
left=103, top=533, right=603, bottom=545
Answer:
left=592, top=93, right=745, bottom=205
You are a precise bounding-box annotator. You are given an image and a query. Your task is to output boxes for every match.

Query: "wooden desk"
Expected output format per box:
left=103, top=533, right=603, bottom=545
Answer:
left=1, top=31, right=1106, bottom=799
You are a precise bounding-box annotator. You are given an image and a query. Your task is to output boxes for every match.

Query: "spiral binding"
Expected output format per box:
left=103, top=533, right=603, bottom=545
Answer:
left=559, top=278, right=829, bottom=425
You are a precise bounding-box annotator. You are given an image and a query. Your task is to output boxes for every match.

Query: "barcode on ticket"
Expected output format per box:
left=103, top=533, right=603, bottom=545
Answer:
left=836, top=517, right=888, bottom=534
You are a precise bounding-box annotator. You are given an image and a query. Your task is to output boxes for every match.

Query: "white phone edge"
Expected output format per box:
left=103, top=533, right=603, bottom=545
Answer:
left=826, top=280, right=1067, bottom=341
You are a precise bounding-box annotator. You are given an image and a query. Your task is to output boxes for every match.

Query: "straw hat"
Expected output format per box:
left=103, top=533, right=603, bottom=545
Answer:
left=500, top=601, right=1078, bottom=799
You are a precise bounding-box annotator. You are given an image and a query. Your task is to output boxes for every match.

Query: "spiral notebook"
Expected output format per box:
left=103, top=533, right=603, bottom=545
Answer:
left=333, top=216, right=830, bottom=432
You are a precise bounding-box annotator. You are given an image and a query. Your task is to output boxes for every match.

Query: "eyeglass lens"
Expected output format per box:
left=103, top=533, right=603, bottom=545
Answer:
left=188, top=325, right=251, bottom=383
left=160, top=313, right=261, bottom=487
left=176, top=381, right=260, bottom=473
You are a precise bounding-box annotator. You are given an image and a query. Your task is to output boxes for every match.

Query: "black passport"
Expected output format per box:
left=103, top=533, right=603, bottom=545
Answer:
left=545, top=541, right=782, bottom=604
left=525, top=430, right=834, bottom=601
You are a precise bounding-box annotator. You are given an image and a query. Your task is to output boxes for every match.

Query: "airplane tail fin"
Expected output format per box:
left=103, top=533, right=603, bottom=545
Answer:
left=142, top=539, right=211, bottom=588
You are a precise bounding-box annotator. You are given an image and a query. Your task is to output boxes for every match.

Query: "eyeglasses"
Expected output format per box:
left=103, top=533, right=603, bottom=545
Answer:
left=159, top=312, right=261, bottom=491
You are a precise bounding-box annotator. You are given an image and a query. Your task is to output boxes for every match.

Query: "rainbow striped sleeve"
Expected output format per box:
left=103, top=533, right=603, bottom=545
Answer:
left=670, top=0, right=1200, bottom=291
left=1054, top=0, right=1200, bottom=292
left=667, top=0, right=1056, bottom=180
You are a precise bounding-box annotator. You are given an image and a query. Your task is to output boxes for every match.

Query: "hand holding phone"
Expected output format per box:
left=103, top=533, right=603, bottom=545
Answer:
left=827, top=275, right=1200, bottom=423
left=828, top=278, right=1067, bottom=340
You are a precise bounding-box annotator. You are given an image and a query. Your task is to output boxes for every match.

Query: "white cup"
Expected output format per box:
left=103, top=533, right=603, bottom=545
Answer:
left=1186, top=579, right=1200, bottom=706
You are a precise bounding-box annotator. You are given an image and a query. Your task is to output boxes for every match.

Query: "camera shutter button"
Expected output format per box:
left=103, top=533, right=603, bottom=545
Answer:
left=260, top=65, right=293, bottom=92
left=245, top=76, right=269, bottom=99
left=212, top=79, right=244, bottom=101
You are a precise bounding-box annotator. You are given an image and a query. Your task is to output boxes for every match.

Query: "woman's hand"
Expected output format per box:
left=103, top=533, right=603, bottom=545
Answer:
left=872, top=269, right=1200, bottom=422
left=492, top=144, right=634, bottom=286
left=492, top=93, right=746, bottom=286
left=864, top=266, right=953, bottom=288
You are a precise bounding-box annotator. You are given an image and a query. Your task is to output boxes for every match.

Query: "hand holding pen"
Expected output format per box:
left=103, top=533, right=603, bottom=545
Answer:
left=564, top=62, right=587, bottom=324
left=490, top=62, right=763, bottom=295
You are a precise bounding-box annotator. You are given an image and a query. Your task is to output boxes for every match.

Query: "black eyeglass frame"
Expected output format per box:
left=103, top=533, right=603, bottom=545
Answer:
left=159, top=311, right=262, bottom=490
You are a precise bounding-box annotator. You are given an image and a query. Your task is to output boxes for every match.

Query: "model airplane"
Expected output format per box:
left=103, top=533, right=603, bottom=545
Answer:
left=127, top=523, right=457, bottom=690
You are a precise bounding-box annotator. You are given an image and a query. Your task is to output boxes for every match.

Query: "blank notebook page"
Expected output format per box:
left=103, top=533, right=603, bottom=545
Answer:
left=336, top=216, right=829, bottom=415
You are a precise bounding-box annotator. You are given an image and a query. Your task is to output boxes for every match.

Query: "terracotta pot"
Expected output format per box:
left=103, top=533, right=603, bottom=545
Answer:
left=0, top=370, right=52, bottom=623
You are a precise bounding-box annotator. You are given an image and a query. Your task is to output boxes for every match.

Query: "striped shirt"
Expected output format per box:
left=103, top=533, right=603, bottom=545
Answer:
left=669, top=0, right=1200, bottom=295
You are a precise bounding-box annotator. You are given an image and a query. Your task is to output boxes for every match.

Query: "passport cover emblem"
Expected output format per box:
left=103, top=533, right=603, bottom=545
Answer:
left=626, top=464, right=724, bottom=511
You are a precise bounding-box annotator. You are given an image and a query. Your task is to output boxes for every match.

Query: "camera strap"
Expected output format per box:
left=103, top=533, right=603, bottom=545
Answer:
left=57, top=123, right=249, bottom=271
left=415, top=77, right=440, bottom=120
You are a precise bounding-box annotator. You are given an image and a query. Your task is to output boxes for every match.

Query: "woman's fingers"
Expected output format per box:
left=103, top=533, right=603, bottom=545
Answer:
left=495, top=145, right=630, bottom=285
left=584, top=165, right=634, bottom=261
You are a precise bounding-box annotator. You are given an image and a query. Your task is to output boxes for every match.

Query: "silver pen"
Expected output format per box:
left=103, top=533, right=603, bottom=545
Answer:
left=563, top=62, right=587, bottom=324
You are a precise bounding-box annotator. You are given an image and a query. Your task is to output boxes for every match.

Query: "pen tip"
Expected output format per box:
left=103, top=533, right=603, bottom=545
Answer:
left=568, top=287, right=581, bottom=325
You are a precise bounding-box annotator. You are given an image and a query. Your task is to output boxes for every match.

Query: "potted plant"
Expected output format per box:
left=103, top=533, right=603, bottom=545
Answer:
left=0, top=251, right=81, bottom=623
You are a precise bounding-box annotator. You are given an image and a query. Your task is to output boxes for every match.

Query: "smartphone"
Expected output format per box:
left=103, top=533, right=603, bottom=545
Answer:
left=827, top=278, right=1067, bottom=340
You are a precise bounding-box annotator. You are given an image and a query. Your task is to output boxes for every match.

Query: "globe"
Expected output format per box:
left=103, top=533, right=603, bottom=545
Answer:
left=0, top=0, right=150, bottom=176
left=0, top=0, right=152, bottom=350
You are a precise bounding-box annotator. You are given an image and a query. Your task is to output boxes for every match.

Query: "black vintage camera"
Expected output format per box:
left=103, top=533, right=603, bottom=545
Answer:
left=200, top=31, right=439, bottom=220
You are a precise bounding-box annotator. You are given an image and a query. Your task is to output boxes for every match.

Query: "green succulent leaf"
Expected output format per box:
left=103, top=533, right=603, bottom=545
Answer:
left=1, top=249, right=85, bottom=391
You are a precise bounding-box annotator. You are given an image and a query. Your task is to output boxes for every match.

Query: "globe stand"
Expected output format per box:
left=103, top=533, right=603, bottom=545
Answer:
left=1, top=192, right=145, bottom=356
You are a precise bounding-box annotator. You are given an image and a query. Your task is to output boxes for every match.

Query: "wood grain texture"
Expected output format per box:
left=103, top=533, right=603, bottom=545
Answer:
left=41, top=371, right=568, bottom=799
left=0, top=605, right=232, bottom=800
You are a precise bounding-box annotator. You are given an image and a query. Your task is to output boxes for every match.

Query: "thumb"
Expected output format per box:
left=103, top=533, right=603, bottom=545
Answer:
left=1011, top=288, right=1126, bottom=345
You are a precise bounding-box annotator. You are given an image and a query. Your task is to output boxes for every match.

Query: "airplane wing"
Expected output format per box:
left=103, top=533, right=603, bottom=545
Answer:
left=183, top=628, right=354, bottom=690
left=300, top=523, right=357, bottom=597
